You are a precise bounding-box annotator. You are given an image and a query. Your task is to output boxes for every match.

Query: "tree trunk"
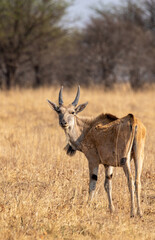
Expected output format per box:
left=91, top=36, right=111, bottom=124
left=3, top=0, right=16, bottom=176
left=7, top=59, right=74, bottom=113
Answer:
left=5, top=64, right=17, bottom=89
left=101, top=63, right=111, bottom=87
left=33, top=65, right=42, bottom=88
left=129, top=68, right=142, bottom=90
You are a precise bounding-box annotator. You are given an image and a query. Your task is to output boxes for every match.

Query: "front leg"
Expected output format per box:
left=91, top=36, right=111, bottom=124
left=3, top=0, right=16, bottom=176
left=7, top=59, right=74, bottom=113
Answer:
left=88, top=164, right=99, bottom=201
left=85, top=150, right=100, bottom=202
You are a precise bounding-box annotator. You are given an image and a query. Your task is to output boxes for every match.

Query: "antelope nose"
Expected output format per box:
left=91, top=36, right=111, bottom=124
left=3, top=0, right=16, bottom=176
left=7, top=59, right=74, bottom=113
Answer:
left=62, top=120, right=67, bottom=126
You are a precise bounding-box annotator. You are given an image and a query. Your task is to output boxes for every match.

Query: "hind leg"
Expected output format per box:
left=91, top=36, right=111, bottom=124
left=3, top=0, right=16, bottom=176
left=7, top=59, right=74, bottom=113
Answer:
left=104, top=165, right=115, bottom=213
left=123, top=159, right=135, bottom=217
left=133, top=140, right=145, bottom=217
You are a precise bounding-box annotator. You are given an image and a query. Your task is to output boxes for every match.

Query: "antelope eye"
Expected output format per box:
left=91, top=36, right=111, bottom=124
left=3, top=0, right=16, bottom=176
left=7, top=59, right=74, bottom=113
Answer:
left=71, top=111, right=75, bottom=114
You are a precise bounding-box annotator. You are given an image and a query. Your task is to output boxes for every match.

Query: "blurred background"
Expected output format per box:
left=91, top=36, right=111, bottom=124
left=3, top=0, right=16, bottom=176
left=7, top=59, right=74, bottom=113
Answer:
left=0, top=0, right=154, bottom=90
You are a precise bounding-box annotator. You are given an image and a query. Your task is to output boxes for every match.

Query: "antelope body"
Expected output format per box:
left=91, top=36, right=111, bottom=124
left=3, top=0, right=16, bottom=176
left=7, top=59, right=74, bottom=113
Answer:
left=47, top=87, right=146, bottom=217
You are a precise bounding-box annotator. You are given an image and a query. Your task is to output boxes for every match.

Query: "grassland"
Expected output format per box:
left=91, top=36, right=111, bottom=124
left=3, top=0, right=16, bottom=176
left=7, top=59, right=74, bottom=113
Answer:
left=0, top=86, right=154, bottom=240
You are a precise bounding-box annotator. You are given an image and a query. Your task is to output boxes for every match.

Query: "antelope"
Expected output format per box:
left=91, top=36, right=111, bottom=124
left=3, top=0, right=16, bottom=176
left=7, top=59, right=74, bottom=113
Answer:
left=47, top=86, right=146, bottom=217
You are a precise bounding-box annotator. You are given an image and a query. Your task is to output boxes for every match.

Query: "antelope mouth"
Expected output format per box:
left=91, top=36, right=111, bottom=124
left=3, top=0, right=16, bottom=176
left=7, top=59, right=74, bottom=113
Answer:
left=61, top=124, right=69, bottom=129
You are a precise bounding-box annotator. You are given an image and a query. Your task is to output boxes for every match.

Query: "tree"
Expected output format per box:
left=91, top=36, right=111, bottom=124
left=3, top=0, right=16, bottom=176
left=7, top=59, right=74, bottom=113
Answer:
left=118, top=0, right=155, bottom=89
left=0, top=0, right=68, bottom=89
left=79, top=12, right=126, bottom=87
left=77, top=1, right=155, bottom=89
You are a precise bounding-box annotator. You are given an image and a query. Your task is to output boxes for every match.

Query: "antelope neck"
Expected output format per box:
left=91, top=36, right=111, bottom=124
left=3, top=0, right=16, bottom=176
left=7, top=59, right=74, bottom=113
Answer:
left=65, top=116, right=87, bottom=151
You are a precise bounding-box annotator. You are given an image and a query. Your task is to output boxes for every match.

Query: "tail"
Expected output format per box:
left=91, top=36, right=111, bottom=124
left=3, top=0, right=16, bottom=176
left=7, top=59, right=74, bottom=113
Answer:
left=120, top=114, right=137, bottom=166
left=126, top=114, right=137, bottom=158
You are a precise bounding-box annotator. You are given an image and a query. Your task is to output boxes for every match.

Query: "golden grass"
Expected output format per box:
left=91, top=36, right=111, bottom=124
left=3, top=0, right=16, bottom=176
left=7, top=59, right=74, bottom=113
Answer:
left=0, top=86, right=154, bottom=240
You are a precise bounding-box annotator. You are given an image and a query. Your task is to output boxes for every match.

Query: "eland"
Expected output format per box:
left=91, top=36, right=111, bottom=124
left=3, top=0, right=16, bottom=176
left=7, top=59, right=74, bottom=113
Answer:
left=47, top=86, right=146, bottom=217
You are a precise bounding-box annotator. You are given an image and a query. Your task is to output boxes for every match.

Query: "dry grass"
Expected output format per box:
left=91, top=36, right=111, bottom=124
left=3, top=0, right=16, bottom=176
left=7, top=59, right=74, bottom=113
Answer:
left=0, top=86, right=154, bottom=240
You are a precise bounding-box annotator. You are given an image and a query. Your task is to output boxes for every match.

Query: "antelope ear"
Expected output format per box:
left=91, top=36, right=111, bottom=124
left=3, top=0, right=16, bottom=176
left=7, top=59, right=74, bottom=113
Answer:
left=75, top=102, right=88, bottom=114
left=47, top=99, right=59, bottom=112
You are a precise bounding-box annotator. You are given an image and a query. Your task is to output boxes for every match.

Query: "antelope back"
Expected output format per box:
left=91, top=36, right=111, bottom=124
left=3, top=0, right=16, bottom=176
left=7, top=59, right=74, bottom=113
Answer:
left=92, top=114, right=135, bottom=166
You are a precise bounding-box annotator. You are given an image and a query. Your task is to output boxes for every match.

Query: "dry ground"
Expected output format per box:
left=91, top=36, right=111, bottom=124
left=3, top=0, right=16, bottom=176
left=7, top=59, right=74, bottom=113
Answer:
left=0, top=86, right=154, bottom=240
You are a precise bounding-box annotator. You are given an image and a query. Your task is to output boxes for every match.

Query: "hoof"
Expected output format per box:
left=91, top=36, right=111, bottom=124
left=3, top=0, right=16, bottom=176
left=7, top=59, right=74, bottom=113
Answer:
left=137, top=210, right=143, bottom=218
left=109, top=205, right=115, bottom=214
left=130, top=212, right=135, bottom=218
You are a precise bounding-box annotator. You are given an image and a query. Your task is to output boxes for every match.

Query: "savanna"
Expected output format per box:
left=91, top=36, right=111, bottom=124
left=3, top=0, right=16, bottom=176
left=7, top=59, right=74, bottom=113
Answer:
left=0, top=86, right=154, bottom=240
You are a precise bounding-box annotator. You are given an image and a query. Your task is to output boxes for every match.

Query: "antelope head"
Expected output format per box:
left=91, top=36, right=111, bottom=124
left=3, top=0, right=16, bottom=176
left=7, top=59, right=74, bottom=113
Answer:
left=47, top=86, right=88, bottom=131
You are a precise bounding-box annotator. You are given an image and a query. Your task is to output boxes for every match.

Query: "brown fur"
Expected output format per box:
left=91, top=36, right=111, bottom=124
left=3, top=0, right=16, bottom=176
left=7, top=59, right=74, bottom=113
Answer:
left=80, top=114, right=136, bottom=167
